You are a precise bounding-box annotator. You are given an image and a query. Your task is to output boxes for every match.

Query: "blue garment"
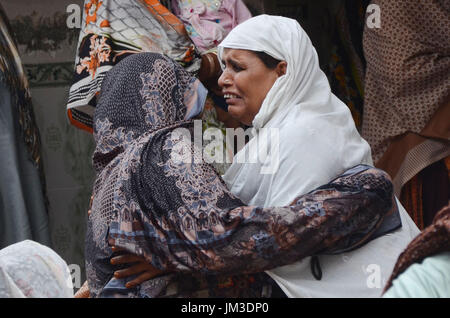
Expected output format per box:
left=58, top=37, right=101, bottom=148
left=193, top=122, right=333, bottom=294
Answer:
left=0, top=72, right=51, bottom=248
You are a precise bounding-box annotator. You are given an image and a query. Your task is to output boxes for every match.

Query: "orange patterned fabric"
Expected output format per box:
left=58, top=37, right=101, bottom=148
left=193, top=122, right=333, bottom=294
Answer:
left=400, top=175, right=424, bottom=230
left=400, top=155, right=450, bottom=230
left=143, top=0, right=188, bottom=35
left=99, top=19, right=110, bottom=28
left=446, top=156, right=450, bottom=180
left=85, top=0, right=103, bottom=26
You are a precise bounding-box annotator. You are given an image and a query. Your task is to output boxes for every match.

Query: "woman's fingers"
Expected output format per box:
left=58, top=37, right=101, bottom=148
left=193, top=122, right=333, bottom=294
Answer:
left=110, top=254, right=144, bottom=265
left=110, top=249, right=166, bottom=286
left=114, top=263, right=147, bottom=279
left=111, top=245, right=125, bottom=253
left=125, top=271, right=161, bottom=289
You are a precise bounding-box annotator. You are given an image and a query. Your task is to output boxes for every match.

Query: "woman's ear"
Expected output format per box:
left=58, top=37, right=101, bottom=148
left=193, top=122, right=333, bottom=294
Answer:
left=276, top=61, right=287, bottom=77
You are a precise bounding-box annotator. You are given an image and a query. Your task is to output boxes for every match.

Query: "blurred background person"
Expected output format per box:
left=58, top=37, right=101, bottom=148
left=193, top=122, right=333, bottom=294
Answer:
left=0, top=4, right=50, bottom=249
left=362, top=0, right=450, bottom=230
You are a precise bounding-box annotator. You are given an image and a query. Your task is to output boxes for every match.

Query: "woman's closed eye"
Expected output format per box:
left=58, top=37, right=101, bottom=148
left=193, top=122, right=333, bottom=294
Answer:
left=222, top=59, right=244, bottom=73
left=230, top=61, right=244, bottom=72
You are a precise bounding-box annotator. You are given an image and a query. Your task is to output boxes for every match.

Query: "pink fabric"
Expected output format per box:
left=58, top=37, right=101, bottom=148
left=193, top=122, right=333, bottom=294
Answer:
left=172, top=0, right=252, bottom=53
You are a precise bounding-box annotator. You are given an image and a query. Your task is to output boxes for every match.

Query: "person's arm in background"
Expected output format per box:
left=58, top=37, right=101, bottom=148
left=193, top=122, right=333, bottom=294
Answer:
left=383, top=252, right=450, bottom=298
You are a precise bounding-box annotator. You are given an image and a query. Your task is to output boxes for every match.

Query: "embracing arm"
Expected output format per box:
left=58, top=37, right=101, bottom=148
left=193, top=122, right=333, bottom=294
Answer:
left=108, top=165, right=397, bottom=276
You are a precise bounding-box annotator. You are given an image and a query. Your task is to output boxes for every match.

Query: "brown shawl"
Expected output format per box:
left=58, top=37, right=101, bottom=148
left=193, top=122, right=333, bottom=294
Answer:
left=362, top=0, right=450, bottom=196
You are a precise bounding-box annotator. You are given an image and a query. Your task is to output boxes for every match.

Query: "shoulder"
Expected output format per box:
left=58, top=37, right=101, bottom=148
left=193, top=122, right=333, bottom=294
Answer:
left=383, top=252, right=450, bottom=298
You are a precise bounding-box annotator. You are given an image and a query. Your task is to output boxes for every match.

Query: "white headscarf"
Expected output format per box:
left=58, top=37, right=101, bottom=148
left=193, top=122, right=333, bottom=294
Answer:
left=0, top=240, right=74, bottom=298
left=219, top=15, right=373, bottom=206
left=218, top=15, right=419, bottom=298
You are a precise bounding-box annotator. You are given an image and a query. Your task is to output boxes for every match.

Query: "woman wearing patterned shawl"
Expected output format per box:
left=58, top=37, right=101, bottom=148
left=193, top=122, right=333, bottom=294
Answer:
left=85, top=52, right=399, bottom=298
left=362, top=0, right=450, bottom=230
left=67, top=0, right=201, bottom=132
left=67, top=0, right=248, bottom=134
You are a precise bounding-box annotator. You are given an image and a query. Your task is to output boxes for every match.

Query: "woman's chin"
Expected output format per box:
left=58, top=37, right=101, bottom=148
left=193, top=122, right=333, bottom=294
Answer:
left=227, top=108, right=242, bottom=123
left=228, top=114, right=251, bottom=127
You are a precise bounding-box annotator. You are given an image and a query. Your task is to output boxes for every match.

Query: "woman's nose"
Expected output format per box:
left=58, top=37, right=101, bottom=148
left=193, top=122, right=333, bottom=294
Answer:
left=218, top=70, right=231, bottom=88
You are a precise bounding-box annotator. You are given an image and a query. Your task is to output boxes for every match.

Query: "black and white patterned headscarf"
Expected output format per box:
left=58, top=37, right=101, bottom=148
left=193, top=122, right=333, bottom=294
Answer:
left=93, top=52, right=207, bottom=173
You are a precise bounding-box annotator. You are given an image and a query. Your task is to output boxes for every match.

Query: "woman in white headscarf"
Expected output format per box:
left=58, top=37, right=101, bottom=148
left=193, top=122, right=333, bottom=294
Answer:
left=217, top=14, right=420, bottom=298
left=0, top=240, right=74, bottom=298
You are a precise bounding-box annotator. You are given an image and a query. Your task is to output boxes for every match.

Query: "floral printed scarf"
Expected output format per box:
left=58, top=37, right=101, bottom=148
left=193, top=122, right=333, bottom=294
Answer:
left=67, top=0, right=201, bottom=132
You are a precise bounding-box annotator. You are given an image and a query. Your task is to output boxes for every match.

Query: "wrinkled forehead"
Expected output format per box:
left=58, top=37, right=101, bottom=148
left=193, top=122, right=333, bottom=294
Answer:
left=220, top=48, right=258, bottom=60
left=219, top=48, right=261, bottom=70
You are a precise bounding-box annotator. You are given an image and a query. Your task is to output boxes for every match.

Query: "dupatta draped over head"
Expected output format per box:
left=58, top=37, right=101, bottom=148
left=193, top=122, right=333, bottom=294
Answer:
left=219, top=15, right=374, bottom=207
left=218, top=15, right=419, bottom=297
left=86, top=52, right=397, bottom=298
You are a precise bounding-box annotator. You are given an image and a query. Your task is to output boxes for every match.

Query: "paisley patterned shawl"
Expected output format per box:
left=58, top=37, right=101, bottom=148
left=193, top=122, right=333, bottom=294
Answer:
left=87, top=52, right=207, bottom=297
left=86, top=52, right=398, bottom=298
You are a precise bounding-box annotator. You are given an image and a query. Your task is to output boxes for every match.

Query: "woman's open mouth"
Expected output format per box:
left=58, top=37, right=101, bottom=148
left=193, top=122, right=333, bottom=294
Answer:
left=224, top=94, right=240, bottom=99
left=224, top=94, right=241, bottom=105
